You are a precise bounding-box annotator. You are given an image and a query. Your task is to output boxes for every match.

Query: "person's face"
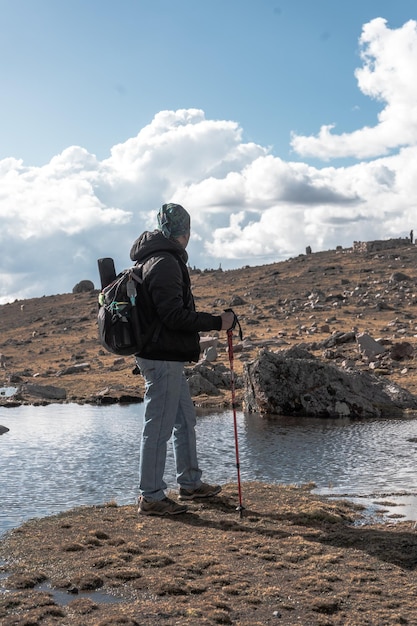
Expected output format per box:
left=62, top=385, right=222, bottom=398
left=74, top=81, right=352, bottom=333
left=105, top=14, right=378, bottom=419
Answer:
left=175, top=231, right=190, bottom=249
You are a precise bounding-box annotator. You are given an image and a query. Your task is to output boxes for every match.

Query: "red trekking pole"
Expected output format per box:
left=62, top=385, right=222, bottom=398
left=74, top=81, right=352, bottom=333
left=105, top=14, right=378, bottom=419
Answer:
left=225, top=309, right=244, bottom=518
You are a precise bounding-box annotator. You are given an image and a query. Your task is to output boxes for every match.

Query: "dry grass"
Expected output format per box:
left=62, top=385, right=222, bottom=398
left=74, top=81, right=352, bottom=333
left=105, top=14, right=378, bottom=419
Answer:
left=2, top=482, right=417, bottom=625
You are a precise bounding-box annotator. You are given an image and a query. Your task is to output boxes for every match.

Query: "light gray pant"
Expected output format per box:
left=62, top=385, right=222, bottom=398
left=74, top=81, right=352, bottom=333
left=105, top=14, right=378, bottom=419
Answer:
left=135, top=357, right=202, bottom=501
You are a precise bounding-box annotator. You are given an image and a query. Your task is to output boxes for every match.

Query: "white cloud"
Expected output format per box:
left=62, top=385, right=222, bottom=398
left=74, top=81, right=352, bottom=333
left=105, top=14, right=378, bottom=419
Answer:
left=291, top=18, right=417, bottom=159
left=2, top=18, right=417, bottom=305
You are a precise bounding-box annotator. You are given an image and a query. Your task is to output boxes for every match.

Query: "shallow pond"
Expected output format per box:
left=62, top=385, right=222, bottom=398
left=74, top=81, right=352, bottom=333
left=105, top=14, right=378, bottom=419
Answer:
left=1, top=403, right=417, bottom=535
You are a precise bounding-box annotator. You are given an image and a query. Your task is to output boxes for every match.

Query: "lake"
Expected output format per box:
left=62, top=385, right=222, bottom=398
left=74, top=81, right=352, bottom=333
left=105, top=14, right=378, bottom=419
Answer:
left=1, top=403, right=417, bottom=536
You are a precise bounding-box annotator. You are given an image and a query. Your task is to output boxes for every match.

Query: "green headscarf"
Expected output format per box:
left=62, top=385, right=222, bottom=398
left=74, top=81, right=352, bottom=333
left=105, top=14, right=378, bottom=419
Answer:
left=157, top=203, right=191, bottom=239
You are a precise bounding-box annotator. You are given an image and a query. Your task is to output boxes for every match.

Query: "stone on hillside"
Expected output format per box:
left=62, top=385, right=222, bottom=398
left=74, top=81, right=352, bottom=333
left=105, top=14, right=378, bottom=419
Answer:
left=243, top=347, right=417, bottom=418
left=229, top=295, right=245, bottom=306
left=199, top=336, right=219, bottom=351
left=203, top=345, right=218, bottom=362
left=73, top=280, right=95, bottom=293
left=390, top=342, right=414, bottom=361
left=319, top=331, right=356, bottom=349
left=356, top=333, right=386, bottom=360
left=0, top=425, right=9, bottom=435
left=375, top=301, right=394, bottom=311
left=56, top=363, right=90, bottom=376
left=389, top=272, right=411, bottom=282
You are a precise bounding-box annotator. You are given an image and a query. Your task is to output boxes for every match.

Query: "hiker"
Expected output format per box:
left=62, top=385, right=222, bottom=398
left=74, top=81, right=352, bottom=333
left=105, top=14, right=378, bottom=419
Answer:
left=410, top=230, right=414, bottom=244
left=130, top=203, right=235, bottom=516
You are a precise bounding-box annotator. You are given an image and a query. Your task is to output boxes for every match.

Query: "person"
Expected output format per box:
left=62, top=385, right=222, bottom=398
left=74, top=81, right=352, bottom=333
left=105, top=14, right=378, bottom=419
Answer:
left=130, top=203, right=235, bottom=516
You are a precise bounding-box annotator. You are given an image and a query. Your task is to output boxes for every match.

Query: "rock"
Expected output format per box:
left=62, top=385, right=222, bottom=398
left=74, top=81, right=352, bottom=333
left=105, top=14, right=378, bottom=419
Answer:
left=375, top=301, right=394, bottom=311
left=390, top=342, right=414, bottom=361
left=229, top=295, right=245, bottom=306
left=203, top=345, right=218, bottom=362
left=0, top=425, right=9, bottom=435
left=56, top=363, right=91, bottom=376
left=389, top=272, right=411, bottom=282
left=187, top=363, right=236, bottom=388
left=185, top=362, right=240, bottom=396
left=187, top=373, right=222, bottom=396
left=21, top=383, right=67, bottom=401
left=199, top=336, right=219, bottom=361
left=90, top=388, right=143, bottom=404
left=199, top=336, right=219, bottom=351
left=318, top=331, right=356, bottom=349
left=356, top=333, right=386, bottom=360
left=72, top=280, right=95, bottom=293
left=243, top=347, right=417, bottom=418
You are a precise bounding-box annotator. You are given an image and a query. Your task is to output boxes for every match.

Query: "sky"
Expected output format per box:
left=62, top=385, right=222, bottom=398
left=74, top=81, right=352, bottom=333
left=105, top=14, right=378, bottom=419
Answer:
left=1, top=0, right=417, bottom=303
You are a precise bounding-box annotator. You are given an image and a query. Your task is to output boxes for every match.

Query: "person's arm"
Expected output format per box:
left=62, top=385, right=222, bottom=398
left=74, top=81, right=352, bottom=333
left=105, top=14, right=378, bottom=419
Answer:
left=147, top=255, right=226, bottom=332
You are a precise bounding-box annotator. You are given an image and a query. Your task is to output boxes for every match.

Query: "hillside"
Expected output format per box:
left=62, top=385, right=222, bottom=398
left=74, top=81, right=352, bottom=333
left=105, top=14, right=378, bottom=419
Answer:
left=2, top=239, right=417, bottom=408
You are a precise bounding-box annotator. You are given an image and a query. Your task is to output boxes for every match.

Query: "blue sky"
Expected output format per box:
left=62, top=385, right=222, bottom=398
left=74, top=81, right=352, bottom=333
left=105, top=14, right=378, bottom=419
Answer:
left=1, top=0, right=417, bottom=302
left=3, top=0, right=412, bottom=166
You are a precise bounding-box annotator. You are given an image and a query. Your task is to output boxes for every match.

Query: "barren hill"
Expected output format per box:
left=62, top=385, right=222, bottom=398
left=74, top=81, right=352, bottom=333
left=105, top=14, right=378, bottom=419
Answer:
left=2, top=239, right=417, bottom=408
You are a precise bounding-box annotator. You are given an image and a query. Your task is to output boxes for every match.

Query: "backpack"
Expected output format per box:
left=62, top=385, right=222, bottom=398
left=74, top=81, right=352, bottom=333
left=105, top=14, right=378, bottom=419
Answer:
left=97, top=258, right=149, bottom=356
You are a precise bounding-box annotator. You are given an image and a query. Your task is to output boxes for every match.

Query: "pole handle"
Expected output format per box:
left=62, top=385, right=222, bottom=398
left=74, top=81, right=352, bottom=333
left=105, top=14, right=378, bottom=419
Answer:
left=224, top=308, right=243, bottom=340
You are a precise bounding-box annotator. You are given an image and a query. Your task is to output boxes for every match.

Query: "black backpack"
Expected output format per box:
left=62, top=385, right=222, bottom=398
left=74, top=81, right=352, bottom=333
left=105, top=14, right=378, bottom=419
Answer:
left=97, top=258, right=150, bottom=356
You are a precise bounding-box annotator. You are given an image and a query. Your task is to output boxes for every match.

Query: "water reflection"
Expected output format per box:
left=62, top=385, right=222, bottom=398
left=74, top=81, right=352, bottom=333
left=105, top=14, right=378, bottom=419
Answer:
left=1, top=404, right=417, bottom=536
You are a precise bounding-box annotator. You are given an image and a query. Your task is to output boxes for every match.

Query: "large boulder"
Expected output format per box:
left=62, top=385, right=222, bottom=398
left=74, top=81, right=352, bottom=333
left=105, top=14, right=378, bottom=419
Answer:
left=243, top=347, right=417, bottom=418
left=73, top=280, right=95, bottom=293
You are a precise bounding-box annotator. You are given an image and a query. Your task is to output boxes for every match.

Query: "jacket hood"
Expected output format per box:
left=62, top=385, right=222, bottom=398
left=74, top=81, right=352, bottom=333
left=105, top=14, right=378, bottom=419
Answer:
left=130, top=230, right=188, bottom=264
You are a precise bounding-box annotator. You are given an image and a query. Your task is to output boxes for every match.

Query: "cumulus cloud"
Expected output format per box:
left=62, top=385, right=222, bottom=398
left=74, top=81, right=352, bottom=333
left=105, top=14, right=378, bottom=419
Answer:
left=291, top=18, right=417, bottom=159
left=1, top=17, right=417, bottom=304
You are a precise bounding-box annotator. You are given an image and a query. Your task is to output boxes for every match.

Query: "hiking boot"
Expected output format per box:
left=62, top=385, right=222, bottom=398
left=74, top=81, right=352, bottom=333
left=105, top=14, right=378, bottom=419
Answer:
left=178, top=482, right=222, bottom=501
left=138, top=496, right=188, bottom=516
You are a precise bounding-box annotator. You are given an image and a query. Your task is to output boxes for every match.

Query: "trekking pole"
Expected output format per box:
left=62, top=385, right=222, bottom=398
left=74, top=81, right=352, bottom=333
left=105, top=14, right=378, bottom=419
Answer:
left=225, top=308, right=244, bottom=518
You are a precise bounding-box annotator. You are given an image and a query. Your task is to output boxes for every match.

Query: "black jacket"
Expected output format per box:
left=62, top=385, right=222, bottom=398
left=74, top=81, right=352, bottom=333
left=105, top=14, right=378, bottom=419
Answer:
left=130, top=230, right=222, bottom=362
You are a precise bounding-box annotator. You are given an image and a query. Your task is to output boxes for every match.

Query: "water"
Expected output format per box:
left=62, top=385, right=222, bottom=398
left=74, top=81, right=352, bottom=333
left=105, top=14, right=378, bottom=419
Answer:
left=1, top=403, right=417, bottom=536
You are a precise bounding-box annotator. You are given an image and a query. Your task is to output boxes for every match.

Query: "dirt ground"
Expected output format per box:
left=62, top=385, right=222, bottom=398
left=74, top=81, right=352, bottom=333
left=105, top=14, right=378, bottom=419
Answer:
left=3, top=241, right=417, bottom=408
left=2, top=482, right=417, bottom=626
left=3, top=241, right=417, bottom=624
